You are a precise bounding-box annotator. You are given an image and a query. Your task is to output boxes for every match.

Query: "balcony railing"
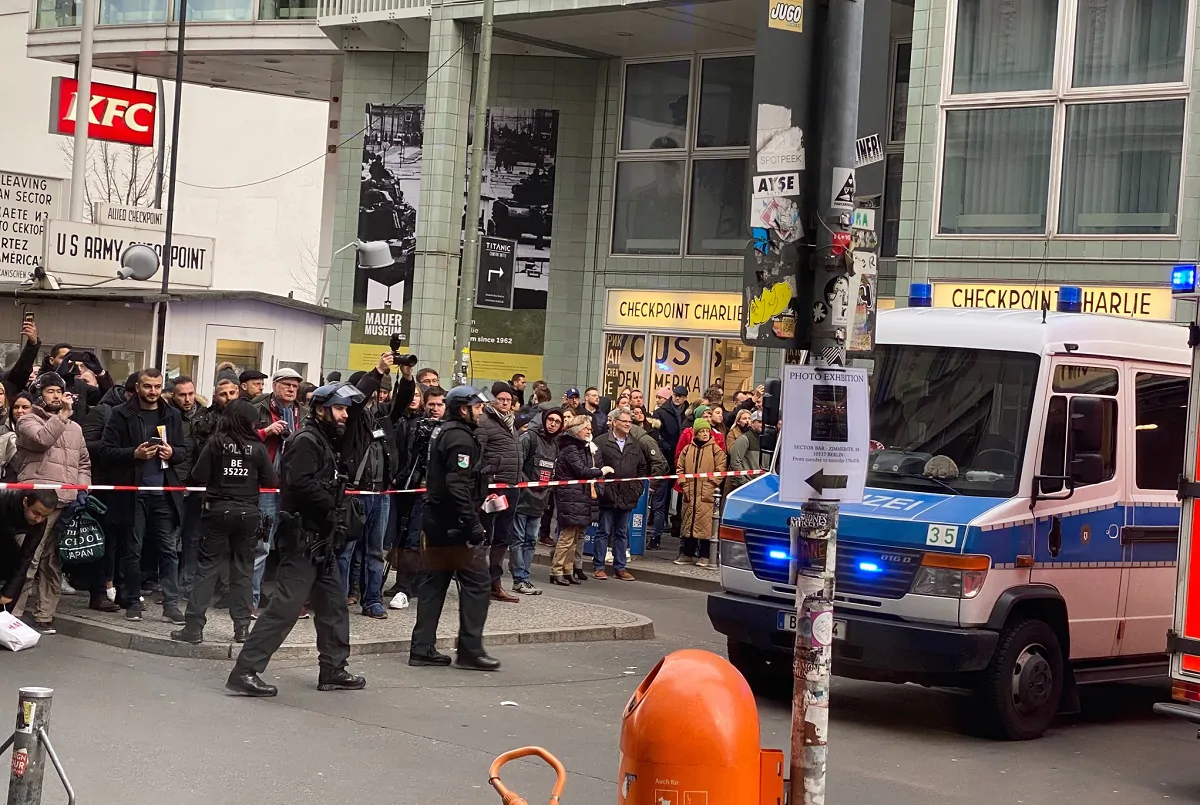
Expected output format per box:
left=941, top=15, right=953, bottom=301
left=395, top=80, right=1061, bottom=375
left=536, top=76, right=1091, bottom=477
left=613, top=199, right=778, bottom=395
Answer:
left=316, top=0, right=426, bottom=21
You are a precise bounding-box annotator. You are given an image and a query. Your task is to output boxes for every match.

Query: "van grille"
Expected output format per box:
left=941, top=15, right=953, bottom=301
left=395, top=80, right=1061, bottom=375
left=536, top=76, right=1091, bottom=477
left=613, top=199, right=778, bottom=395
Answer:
left=743, top=531, right=922, bottom=600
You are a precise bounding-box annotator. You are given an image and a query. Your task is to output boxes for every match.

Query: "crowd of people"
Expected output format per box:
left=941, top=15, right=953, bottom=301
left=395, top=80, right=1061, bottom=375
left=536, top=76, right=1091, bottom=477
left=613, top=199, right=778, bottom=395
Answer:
left=0, top=318, right=767, bottom=684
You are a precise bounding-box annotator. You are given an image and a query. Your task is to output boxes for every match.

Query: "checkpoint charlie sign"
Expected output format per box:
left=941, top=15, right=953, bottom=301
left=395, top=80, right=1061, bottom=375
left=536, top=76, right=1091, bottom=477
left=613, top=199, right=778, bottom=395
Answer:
left=932, top=282, right=1171, bottom=320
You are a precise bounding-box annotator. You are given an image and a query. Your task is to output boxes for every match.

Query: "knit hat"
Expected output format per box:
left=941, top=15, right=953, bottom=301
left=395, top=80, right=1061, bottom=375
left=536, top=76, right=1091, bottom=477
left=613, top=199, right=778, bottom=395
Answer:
left=36, top=372, right=65, bottom=392
left=565, top=414, right=591, bottom=438
left=693, top=417, right=712, bottom=434
left=655, top=386, right=672, bottom=400
left=692, top=404, right=710, bottom=421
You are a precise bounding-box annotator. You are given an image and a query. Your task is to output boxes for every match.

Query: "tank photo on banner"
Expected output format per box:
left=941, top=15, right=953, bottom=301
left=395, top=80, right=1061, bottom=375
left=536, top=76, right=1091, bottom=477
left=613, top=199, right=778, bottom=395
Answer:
left=350, top=104, right=559, bottom=380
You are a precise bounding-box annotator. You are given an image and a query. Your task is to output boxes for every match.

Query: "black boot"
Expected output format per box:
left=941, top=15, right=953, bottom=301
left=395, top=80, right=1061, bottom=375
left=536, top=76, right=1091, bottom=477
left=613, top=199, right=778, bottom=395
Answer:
left=408, top=648, right=453, bottom=667
left=170, top=627, right=203, bottom=645
left=226, top=671, right=278, bottom=697
left=550, top=574, right=572, bottom=586
left=456, top=653, right=501, bottom=672
left=318, top=667, right=367, bottom=691
left=572, top=569, right=588, bottom=582
left=233, top=623, right=249, bottom=643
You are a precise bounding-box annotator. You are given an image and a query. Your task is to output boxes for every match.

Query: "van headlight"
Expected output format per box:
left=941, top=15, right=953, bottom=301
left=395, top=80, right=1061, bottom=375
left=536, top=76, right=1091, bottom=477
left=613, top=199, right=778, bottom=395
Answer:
left=910, top=553, right=989, bottom=599
left=719, top=540, right=752, bottom=570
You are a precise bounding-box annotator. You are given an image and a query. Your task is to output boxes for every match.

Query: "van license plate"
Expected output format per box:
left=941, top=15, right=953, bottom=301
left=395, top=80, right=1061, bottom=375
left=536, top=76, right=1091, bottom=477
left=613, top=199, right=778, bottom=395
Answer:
left=777, top=611, right=845, bottom=640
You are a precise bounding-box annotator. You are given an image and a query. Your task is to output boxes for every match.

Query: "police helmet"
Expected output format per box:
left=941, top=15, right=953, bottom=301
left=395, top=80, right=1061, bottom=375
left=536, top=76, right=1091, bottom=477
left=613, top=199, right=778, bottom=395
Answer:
left=310, top=381, right=366, bottom=409
left=444, top=385, right=492, bottom=412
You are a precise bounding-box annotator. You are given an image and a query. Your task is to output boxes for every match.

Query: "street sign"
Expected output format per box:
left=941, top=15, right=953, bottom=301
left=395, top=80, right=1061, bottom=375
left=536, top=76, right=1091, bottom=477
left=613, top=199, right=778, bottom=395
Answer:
left=93, top=202, right=165, bottom=230
left=778, top=364, right=870, bottom=503
left=0, top=170, right=64, bottom=281
left=43, top=219, right=214, bottom=288
left=475, top=235, right=516, bottom=311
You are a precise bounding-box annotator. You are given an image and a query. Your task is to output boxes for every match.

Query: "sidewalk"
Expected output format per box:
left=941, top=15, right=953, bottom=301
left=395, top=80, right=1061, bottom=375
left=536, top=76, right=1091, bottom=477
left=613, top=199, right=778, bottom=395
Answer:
left=49, top=585, right=654, bottom=661
left=532, top=534, right=721, bottom=593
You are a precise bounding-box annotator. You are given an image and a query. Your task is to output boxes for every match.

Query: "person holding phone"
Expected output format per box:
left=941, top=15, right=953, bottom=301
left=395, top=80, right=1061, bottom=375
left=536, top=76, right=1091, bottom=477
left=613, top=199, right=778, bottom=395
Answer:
left=99, top=368, right=188, bottom=623
left=1, top=314, right=40, bottom=403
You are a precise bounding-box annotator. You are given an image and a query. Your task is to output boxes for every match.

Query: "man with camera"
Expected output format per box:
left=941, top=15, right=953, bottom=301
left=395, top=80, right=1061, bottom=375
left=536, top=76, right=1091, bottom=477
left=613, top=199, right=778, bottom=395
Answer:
left=249, top=368, right=305, bottom=613
left=227, top=382, right=368, bottom=697
left=409, top=385, right=500, bottom=671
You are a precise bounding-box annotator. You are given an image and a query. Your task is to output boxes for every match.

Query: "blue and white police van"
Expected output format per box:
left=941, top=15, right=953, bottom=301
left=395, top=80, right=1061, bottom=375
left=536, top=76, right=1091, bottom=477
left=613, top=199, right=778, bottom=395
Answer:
left=708, top=293, right=1188, bottom=740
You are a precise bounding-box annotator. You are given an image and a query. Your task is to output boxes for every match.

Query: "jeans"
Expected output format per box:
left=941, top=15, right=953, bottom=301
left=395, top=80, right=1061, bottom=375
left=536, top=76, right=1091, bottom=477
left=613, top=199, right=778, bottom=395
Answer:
left=338, top=494, right=390, bottom=608
left=252, top=492, right=279, bottom=609
left=119, top=493, right=180, bottom=611
left=178, top=493, right=204, bottom=598
left=483, top=489, right=518, bottom=586
left=510, top=512, right=541, bottom=584
left=649, top=481, right=671, bottom=541
left=594, top=507, right=631, bottom=573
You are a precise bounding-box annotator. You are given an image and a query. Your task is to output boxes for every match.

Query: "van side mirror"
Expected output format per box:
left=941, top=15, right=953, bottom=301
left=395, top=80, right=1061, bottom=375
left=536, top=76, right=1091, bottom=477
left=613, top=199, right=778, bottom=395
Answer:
left=1070, top=453, right=1105, bottom=486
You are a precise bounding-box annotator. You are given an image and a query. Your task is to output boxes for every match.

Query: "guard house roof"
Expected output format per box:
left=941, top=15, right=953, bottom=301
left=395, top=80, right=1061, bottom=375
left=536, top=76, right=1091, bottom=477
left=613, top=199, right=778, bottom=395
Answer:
left=0, top=285, right=355, bottom=323
left=878, top=307, right=1189, bottom=366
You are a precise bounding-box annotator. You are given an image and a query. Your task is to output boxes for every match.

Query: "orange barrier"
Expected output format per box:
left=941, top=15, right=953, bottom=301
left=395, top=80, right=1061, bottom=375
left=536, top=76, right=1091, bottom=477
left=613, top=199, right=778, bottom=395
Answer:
left=488, top=746, right=568, bottom=805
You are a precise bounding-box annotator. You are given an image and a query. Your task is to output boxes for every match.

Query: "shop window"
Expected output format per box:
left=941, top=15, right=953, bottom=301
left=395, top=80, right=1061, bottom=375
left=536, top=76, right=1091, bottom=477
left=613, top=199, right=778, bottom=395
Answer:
left=941, top=0, right=1189, bottom=236
left=100, top=350, right=145, bottom=386
left=602, top=333, right=647, bottom=400
left=277, top=360, right=309, bottom=381
left=166, top=354, right=198, bottom=382
left=710, top=340, right=756, bottom=408
left=1135, top=373, right=1188, bottom=490
left=214, top=339, right=262, bottom=384
left=615, top=54, right=752, bottom=258
left=649, top=335, right=705, bottom=400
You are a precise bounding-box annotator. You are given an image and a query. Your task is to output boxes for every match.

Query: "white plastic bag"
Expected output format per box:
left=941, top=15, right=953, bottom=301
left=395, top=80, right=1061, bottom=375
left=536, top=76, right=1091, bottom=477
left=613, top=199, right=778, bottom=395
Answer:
left=0, top=611, right=40, bottom=651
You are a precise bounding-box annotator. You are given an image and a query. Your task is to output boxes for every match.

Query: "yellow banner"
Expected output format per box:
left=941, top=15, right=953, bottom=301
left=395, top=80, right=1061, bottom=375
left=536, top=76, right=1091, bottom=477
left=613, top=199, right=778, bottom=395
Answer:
left=932, top=283, right=1172, bottom=320
left=470, top=351, right=543, bottom=383
left=605, top=289, right=742, bottom=334
left=878, top=297, right=897, bottom=311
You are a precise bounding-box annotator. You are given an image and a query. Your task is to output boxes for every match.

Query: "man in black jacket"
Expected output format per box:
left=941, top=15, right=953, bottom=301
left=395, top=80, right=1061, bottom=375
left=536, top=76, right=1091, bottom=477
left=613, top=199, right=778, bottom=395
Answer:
left=0, top=490, right=59, bottom=609
left=100, top=368, right=189, bottom=623
left=386, top=385, right=444, bottom=601
left=410, top=385, right=499, bottom=672
left=477, top=382, right=521, bottom=604
left=592, top=406, right=648, bottom=581
left=227, top=382, right=368, bottom=697
left=648, top=385, right=689, bottom=549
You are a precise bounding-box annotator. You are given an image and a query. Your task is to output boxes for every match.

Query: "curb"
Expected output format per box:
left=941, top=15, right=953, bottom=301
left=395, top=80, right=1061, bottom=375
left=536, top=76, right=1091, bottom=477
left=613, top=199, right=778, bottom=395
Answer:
left=532, top=552, right=721, bottom=594
left=51, top=610, right=656, bottom=662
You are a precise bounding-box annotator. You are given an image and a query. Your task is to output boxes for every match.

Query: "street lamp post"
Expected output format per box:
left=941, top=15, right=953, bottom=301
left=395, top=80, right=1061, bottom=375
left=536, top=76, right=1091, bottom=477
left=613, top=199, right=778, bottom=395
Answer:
left=152, top=0, right=189, bottom=370
left=68, top=0, right=95, bottom=222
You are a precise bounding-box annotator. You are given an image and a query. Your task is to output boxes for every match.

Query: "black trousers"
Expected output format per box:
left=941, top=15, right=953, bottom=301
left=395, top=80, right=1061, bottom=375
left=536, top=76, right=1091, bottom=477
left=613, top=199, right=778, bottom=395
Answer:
left=234, top=547, right=351, bottom=675
left=183, top=502, right=258, bottom=632
left=411, top=544, right=491, bottom=658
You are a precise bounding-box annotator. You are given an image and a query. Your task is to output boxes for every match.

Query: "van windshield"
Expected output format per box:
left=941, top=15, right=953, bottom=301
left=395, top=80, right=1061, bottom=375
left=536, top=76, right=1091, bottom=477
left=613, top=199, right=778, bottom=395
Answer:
left=867, top=344, right=1040, bottom=498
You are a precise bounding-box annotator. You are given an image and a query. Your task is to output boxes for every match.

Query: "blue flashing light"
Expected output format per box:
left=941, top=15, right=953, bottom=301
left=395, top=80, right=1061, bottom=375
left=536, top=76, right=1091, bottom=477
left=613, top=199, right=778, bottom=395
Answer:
left=1057, top=285, right=1083, bottom=313
left=655, top=361, right=672, bottom=373
left=1173, top=264, right=1198, bottom=297
left=768, top=549, right=790, bottom=561
left=908, top=282, right=933, bottom=308
left=858, top=561, right=882, bottom=573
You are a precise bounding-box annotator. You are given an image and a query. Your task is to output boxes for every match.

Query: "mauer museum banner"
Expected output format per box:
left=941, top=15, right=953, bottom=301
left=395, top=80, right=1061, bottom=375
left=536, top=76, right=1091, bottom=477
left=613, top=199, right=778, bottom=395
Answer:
left=350, top=105, right=559, bottom=379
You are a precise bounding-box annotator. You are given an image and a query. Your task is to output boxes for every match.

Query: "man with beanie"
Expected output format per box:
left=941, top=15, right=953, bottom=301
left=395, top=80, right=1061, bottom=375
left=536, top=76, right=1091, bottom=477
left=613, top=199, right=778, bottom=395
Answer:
left=477, top=381, right=521, bottom=603
left=12, top=372, right=97, bottom=631
left=511, top=407, right=563, bottom=594
left=591, top=406, right=648, bottom=581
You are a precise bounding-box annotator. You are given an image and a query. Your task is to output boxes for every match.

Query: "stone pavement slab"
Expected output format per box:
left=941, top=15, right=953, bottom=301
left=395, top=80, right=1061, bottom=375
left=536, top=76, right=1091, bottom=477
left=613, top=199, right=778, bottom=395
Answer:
left=48, top=585, right=653, bottom=661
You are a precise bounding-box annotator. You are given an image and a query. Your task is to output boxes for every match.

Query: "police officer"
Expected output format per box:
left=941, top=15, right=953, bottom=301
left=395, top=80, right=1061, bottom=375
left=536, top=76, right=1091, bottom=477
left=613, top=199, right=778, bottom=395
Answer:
left=409, top=385, right=500, bottom=671
left=227, top=382, right=368, bottom=697
left=170, top=399, right=277, bottom=645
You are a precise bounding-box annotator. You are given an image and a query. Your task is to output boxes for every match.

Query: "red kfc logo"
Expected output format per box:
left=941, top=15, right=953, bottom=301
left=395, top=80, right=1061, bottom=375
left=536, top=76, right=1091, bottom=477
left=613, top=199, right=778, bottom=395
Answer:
left=49, top=76, right=157, bottom=148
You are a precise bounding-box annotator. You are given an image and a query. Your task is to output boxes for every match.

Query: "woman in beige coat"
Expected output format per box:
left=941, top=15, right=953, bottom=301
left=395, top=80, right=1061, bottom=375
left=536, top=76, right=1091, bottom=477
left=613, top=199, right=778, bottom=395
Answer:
left=12, top=373, right=93, bottom=631
left=675, top=417, right=726, bottom=568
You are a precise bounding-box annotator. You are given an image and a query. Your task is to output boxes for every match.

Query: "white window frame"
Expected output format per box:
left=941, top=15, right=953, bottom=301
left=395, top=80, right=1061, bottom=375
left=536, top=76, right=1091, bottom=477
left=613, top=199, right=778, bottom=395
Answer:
left=611, top=51, right=753, bottom=260
left=932, top=0, right=1196, bottom=241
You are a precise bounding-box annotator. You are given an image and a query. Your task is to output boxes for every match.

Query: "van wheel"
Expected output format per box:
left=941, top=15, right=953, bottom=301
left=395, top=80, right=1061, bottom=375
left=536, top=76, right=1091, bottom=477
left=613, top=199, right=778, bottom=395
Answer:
left=975, top=618, right=1063, bottom=740
left=727, top=639, right=790, bottom=696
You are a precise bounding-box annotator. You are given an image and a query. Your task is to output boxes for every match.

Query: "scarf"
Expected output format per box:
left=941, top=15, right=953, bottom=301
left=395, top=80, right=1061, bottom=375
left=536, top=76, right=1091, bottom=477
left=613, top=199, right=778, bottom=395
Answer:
left=489, top=405, right=515, bottom=431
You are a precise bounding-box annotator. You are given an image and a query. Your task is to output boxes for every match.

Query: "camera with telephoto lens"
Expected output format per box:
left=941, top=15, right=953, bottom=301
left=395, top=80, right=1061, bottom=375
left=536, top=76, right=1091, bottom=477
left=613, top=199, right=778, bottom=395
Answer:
left=390, top=333, right=418, bottom=367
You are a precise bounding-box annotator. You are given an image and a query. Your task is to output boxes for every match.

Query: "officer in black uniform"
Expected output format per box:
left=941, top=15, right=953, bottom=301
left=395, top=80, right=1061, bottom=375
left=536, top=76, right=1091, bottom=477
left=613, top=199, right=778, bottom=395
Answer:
left=227, top=382, right=369, bottom=697
left=170, top=399, right=277, bottom=645
left=409, top=385, right=500, bottom=671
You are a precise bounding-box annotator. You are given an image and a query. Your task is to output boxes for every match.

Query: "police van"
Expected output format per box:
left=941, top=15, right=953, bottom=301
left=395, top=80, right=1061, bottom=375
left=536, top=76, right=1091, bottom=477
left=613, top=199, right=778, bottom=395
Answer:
left=708, top=294, right=1187, bottom=740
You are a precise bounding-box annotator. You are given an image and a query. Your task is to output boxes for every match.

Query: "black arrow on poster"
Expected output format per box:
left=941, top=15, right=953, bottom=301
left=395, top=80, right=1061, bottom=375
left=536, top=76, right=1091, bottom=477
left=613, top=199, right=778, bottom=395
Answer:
left=805, top=468, right=849, bottom=495
left=475, top=235, right=517, bottom=311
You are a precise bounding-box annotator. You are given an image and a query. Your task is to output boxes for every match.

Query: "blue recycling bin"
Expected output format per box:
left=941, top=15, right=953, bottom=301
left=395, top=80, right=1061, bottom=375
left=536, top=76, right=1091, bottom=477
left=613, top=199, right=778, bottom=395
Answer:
left=584, top=480, right=649, bottom=559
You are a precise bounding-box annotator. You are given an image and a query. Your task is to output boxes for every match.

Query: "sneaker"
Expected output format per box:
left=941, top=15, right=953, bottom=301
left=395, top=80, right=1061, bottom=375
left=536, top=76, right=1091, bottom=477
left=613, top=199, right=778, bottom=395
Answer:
left=162, top=607, right=186, bottom=626
left=512, top=580, right=542, bottom=596
left=125, top=602, right=143, bottom=622
left=28, top=619, right=55, bottom=635
left=299, top=606, right=312, bottom=620
left=696, top=558, right=711, bottom=568
left=389, top=592, right=410, bottom=610
left=673, top=556, right=694, bottom=566
left=362, top=603, right=388, bottom=620
left=60, top=580, right=78, bottom=596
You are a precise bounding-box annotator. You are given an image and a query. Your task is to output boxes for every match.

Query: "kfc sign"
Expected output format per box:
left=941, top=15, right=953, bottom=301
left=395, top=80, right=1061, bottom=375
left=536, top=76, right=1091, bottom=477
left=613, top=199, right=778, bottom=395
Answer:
left=48, top=77, right=157, bottom=148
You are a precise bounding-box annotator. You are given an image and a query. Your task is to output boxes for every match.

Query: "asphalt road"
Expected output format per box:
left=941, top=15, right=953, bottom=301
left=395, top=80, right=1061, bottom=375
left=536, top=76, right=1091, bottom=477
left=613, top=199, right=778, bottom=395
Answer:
left=3, top=579, right=1197, bottom=805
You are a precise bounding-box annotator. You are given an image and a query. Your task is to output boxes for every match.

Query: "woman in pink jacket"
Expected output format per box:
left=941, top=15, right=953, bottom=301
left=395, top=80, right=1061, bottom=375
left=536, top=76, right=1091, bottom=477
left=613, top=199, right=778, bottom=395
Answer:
left=11, top=372, right=96, bottom=633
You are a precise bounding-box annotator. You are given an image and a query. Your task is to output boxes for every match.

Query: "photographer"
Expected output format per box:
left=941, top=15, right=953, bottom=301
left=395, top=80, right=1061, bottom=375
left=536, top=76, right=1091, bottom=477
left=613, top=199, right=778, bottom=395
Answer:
left=249, top=368, right=305, bottom=614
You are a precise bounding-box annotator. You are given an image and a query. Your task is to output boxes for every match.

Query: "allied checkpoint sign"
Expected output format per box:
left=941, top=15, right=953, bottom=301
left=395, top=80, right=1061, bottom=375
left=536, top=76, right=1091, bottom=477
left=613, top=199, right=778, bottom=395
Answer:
left=778, top=364, right=870, bottom=503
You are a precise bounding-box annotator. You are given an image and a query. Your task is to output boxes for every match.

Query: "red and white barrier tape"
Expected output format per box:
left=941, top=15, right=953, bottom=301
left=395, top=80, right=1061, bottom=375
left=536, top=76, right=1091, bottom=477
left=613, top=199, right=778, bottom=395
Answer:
left=0, top=469, right=764, bottom=496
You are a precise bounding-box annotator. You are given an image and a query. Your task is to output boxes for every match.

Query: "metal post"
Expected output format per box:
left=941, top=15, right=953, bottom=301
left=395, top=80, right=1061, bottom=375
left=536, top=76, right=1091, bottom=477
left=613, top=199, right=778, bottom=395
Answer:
left=452, top=4, right=495, bottom=387
left=153, top=0, right=189, bottom=370
left=787, top=0, right=865, bottom=802
left=154, top=78, right=167, bottom=208
left=68, top=0, right=96, bottom=221
left=6, top=687, right=51, bottom=804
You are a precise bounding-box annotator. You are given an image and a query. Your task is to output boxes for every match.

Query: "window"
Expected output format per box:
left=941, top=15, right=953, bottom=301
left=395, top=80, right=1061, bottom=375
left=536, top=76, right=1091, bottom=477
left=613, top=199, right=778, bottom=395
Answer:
left=1052, top=364, right=1118, bottom=394
left=940, top=0, right=1190, bottom=236
left=890, top=42, right=912, bottom=143
left=1135, top=372, right=1188, bottom=490
left=1038, top=393, right=1118, bottom=492
left=882, top=155, right=904, bottom=257
left=100, top=0, right=166, bottom=23
left=277, top=360, right=309, bottom=381
left=166, top=354, right=198, bottom=382
left=34, top=0, right=77, bottom=28
left=100, top=350, right=145, bottom=385
left=613, top=56, right=751, bottom=257
left=883, top=40, right=911, bottom=258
